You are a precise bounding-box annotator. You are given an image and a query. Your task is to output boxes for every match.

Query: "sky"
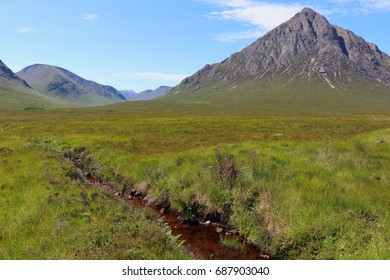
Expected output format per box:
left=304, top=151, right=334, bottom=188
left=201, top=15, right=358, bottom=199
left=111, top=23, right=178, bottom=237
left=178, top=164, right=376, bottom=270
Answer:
left=0, top=0, right=389, bottom=92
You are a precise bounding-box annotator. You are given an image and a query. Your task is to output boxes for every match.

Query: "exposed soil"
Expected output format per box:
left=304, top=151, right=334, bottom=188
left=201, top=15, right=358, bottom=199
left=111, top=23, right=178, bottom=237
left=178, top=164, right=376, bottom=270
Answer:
left=71, top=158, right=270, bottom=260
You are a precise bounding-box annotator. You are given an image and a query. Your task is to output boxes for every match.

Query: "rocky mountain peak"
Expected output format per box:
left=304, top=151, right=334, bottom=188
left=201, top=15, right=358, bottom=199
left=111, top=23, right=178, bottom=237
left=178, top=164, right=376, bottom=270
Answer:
left=175, top=7, right=390, bottom=92
left=288, top=7, right=332, bottom=38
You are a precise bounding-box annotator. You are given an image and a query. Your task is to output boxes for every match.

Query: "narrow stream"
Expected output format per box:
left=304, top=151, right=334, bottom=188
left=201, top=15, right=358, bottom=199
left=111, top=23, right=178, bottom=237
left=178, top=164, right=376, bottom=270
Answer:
left=71, top=159, right=270, bottom=260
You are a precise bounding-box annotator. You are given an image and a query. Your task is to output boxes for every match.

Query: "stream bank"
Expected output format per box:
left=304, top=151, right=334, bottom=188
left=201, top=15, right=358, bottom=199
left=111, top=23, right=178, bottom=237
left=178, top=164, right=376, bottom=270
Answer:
left=70, top=157, right=270, bottom=260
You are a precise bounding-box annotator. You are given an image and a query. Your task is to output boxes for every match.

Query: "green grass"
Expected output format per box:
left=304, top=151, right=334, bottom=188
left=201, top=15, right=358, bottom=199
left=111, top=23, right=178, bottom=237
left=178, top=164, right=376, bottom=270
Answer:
left=0, top=86, right=76, bottom=111
left=220, top=235, right=245, bottom=251
left=104, top=81, right=390, bottom=114
left=0, top=124, right=191, bottom=260
left=2, top=77, right=390, bottom=114
left=0, top=87, right=48, bottom=111
left=1, top=109, right=389, bottom=259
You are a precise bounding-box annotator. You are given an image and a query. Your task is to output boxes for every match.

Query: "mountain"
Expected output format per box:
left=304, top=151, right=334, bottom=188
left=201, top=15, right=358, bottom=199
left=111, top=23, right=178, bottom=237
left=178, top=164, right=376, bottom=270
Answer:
left=0, top=59, right=62, bottom=110
left=0, top=59, right=31, bottom=89
left=120, top=90, right=138, bottom=100
left=17, top=64, right=126, bottom=107
left=168, top=8, right=390, bottom=113
left=138, top=86, right=172, bottom=100
left=121, top=86, right=171, bottom=101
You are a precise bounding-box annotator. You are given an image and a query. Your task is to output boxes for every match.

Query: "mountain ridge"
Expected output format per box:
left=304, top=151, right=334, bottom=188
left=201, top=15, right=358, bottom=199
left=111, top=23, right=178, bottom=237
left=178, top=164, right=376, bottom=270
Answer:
left=121, top=86, right=171, bottom=101
left=173, top=7, right=390, bottom=93
left=0, top=59, right=31, bottom=89
left=0, top=59, right=74, bottom=110
left=17, top=64, right=126, bottom=107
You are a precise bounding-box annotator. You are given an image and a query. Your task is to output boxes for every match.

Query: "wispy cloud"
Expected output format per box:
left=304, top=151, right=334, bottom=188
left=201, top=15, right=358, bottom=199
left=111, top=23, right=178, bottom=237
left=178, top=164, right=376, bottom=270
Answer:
left=17, top=26, right=34, bottom=33
left=202, top=0, right=304, bottom=42
left=134, top=72, right=189, bottom=82
left=331, top=0, right=390, bottom=13
left=201, top=0, right=390, bottom=42
left=212, top=29, right=265, bottom=42
left=115, top=72, right=189, bottom=82
left=82, top=14, right=99, bottom=21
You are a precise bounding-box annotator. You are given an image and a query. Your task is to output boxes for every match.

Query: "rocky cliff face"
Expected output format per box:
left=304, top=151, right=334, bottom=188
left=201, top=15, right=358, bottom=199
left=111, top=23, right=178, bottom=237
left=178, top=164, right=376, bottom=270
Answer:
left=176, top=8, right=390, bottom=92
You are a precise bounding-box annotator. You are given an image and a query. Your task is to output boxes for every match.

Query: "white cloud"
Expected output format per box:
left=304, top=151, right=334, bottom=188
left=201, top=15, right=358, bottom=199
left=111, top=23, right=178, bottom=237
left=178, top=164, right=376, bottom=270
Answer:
left=17, top=26, right=34, bottom=33
left=202, top=1, right=304, bottom=42
left=201, top=0, right=253, bottom=7
left=202, top=0, right=390, bottom=42
left=332, top=0, right=390, bottom=12
left=115, top=72, right=189, bottom=82
left=134, top=72, right=189, bottom=82
left=212, top=29, right=266, bottom=42
left=82, top=14, right=99, bottom=21
left=208, top=2, right=304, bottom=30
left=371, top=0, right=390, bottom=10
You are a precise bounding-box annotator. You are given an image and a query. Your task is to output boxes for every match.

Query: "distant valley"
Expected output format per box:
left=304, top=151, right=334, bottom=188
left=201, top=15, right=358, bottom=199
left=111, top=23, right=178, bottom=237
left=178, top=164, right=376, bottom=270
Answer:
left=0, top=61, right=171, bottom=110
left=120, top=86, right=171, bottom=101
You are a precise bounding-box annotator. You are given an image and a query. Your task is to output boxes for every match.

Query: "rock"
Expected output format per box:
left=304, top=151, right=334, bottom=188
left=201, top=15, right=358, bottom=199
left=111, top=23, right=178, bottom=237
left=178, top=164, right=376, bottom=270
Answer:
left=226, top=229, right=239, bottom=236
left=260, top=254, right=270, bottom=259
left=160, top=208, right=165, bottom=214
left=205, top=220, right=211, bottom=225
left=216, top=227, right=224, bottom=234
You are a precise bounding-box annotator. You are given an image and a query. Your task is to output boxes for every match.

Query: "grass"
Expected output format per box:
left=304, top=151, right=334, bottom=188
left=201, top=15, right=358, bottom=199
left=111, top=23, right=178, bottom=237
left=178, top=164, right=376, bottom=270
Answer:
left=0, top=108, right=389, bottom=259
left=104, top=81, right=390, bottom=114
left=0, top=86, right=76, bottom=111
left=0, top=124, right=191, bottom=260
left=220, top=235, right=245, bottom=251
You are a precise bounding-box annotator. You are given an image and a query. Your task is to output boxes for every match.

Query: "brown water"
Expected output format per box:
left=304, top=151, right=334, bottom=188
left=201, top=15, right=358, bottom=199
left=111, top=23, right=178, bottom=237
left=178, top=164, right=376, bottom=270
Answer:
left=72, top=159, right=269, bottom=260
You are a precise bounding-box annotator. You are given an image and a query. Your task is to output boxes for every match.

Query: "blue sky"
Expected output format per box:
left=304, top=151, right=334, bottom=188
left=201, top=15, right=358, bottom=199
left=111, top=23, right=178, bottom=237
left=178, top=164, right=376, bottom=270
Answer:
left=0, top=0, right=389, bottom=92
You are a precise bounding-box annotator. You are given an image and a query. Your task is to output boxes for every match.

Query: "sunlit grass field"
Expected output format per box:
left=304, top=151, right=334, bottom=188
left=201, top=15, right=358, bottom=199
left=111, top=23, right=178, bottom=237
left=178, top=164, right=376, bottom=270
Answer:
left=1, top=109, right=389, bottom=259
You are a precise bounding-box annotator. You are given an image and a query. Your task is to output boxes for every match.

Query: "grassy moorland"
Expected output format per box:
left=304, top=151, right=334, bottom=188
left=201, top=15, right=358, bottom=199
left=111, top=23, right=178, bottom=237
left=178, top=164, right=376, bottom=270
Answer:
left=1, top=108, right=389, bottom=260
left=103, top=82, right=390, bottom=115
left=0, top=114, right=191, bottom=260
left=0, top=86, right=75, bottom=111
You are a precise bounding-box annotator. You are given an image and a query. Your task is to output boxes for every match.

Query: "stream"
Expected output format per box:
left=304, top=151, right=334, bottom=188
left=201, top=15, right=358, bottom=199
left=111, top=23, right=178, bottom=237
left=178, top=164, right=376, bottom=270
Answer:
left=72, top=158, right=270, bottom=260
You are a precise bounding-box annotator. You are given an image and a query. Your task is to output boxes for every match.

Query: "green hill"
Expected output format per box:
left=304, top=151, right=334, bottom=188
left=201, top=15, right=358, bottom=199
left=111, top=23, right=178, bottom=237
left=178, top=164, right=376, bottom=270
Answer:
left=0, top=59, right=62, bottom=110
left=17, top=64, right=126, bottom=107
